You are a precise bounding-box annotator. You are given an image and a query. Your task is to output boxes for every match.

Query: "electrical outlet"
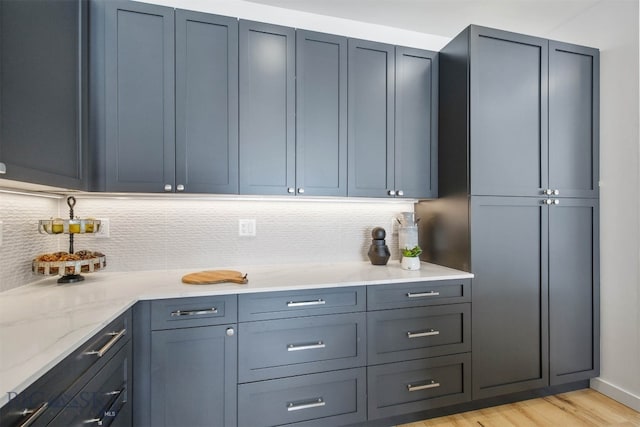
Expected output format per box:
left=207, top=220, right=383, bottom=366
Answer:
left=95, top=218, right=110, bottom=238
left=238, top=219, right=256, bottom=237
left=390, top=217, right=399, bottom=235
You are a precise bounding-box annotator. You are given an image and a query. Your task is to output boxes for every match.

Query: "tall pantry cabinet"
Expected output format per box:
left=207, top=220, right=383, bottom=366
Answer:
left=417, top=25, right=599, bottom=399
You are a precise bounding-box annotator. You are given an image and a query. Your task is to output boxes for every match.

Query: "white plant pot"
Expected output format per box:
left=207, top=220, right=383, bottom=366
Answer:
left=401, top=256, right=421, bottom=271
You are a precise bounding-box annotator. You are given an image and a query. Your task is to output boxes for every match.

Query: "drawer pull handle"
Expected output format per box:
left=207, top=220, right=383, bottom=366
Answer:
left=287, top=341, right=325, bottom=352
left=170, top=308, right=218, bottom=317
left=18, top=401, right=48, bottom=427
left=406, top=291, right=440, bottom=298
left=86, top=385, right=125, bottom=425
left=407, top=329, right=440, bottom=339
left=287, top=398, right=325, bottom=412
left=85, top=329, right=126, bottom=358
left=286, top=299, right=325, bottom=307
left=407, top=380, right=440, bottom=392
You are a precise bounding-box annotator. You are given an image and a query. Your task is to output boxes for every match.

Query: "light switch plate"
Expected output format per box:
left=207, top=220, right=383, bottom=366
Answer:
left=238, top=219, right=256, bottom=237
left=95, top=218, right=110, bottom=238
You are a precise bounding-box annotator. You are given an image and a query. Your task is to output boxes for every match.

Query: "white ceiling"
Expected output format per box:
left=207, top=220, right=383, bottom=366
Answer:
left=242, top=0, right=603, bottom=39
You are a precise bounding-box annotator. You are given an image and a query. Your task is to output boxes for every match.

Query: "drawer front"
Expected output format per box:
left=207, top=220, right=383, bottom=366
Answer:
left=0, top=311, right=131, bottom=427
left=238, top=368, right=366, bottom=427
left=150, top=295, right=237, bottom=330
left=48, top=342, right=131, bottom=427
left=239, top=312, right=366, bottom=382
left=367, top=279, right=471, bottom=310
left=367, top=353, right=471, bottom=420
left=368, top=304, right=471, bottom=365
left=238, top=286, right=365, bottom=321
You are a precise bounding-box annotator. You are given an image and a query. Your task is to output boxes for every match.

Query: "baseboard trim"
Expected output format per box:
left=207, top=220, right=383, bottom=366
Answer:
left=591, top=377, right=640, bottom=412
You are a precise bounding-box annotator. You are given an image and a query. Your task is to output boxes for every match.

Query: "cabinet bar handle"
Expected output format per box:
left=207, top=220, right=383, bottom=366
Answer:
left=407, top=329, right=440, bottom=339
left=170, top=308, right=218, bottom=317
left=86, top=386, right=125, bottom=425
left=85, top=329, right=126, bottom=358
left=18, top=402, right=48, bottom=427
left=287, top=398, right=325, bottom=412
left=287, top=341, right=325, bottom=352
left=286, top=299, right=325, bottom=307
left=407, top=380, right=440, bottom=392
left=406, top=291, right=440, bottom=298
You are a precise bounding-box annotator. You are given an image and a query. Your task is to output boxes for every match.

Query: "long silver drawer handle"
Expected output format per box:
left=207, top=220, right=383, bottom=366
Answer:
left=18, top=402, right=48, bottom=427
left=287, top=341, right=325, bottom=352
left=287, top=398, right=325, bottom=412
left=407, top=329, right=440, bottom=339
left=406, top=291, right=440, bottom=298
left=85, top=329, right=126, bottom=357
left=286, top=299, right=325, bottom=307
left=85, top=387, right=125, bottom=425
left=170, top=308, right=218, bottom=317
left=407, top=380, right=440, bottom=392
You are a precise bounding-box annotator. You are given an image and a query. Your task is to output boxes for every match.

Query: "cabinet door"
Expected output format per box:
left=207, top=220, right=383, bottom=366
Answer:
left=549, top=198, right=599, bottom=385
left=239, top=21, right=295, bottom=195
left=395, top=47, right=438, bottom=199
left=470, top=196, right=549, bottom=399
left=175, top=11, right=238, bottom=194
left=0, top=0, right=86, bottom=189
left=103, top=1, right=175, bottom=192
left=470, top=27, right=548, bottom=197
left=296, top=30, right=347, bottom=197
left=549, top=42, right=599, bottom=198
left=151, top=325, right=237, bottom=427
left=348, top=39, right=395, bottom=197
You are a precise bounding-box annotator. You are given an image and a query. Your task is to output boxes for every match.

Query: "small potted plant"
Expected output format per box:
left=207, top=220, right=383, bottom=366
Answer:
left=401, top=246, right=422, bottom=270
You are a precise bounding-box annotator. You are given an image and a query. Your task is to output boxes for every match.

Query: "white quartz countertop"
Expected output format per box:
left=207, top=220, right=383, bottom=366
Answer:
left=0, top=261, right=472, bottom=407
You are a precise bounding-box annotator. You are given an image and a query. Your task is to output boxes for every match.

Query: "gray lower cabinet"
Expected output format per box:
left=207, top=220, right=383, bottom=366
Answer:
left=239, top=20, right=296, bottom=195
left=0, top=0, right=87, bottom=189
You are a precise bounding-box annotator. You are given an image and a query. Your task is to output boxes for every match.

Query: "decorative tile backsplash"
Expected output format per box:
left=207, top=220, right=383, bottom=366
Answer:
left=0, top=192, right=413, bottom=292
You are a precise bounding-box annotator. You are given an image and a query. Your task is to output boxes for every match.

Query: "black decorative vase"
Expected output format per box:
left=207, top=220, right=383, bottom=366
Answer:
left=368, top=227, right=390, bottom=265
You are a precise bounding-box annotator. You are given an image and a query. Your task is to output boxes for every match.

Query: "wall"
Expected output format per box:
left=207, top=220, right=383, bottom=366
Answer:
left=542, top=0, right=640, bottom=411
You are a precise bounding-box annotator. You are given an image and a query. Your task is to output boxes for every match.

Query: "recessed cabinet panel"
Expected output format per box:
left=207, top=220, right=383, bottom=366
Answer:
left=175, top=10, right=238, bottom=194
left=470, top=28, right=548, bottom=197
left=549, top=43, right=599, bottom=198
left=470, top=196, right=549, bottom=399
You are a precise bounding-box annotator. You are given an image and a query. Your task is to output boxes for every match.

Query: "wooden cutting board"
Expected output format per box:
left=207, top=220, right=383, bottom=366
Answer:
left=182, top=270, right=248, bottom=285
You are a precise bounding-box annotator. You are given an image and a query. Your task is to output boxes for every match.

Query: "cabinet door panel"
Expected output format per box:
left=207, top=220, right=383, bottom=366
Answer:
left=470, top=27, right=548, bottom=197
left=549, top=199, right=599, bottom=384
left=395, top=47, right=438, bottom=199
left=151, top=325, right=237, bottom=427
left=0, top=0, right=86, bottom=189
left=104, top=1, right=175, bottom=192
left=549, top=42, right=599, bottom=198
left=239, top=21, right=295, bottom=195
left=175, top=10, right=238, bottom=194
left=471, top=196, right=549, bottom=399
left=348, top=39, right=395, bottom=197
left=296, top=30, right=347, bottom=196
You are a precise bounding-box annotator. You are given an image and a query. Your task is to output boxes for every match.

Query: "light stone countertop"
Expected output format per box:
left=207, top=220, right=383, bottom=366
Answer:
left=0, top=261, right=472, bottom=407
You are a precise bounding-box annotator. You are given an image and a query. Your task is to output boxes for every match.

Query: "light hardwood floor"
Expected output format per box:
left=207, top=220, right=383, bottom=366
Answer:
left=400, top=389, right=640, bottom=426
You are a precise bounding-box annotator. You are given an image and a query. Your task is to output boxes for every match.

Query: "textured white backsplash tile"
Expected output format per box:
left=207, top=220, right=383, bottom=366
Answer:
left=0, top=193, right=62, bottom=292
left=1, top=193, right=413, bottom=291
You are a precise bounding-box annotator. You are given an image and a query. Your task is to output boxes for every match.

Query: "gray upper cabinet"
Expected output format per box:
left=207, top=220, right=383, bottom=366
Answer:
left=296, top=30, right=348, bottom=197
left=91, top=0, right=175, bottom=192
left=469, top=27, right=549, bottom=197
left=0, top=0, right=87, bottom=189
left=348, top=39, right=395, bottom=198
left=175, top=10, right=239, bottom=194
left=348, top=40, right=437, bottom=198
left=239, top=21, right=295, bottom=195
left=549, top=42, right=599, bottom=198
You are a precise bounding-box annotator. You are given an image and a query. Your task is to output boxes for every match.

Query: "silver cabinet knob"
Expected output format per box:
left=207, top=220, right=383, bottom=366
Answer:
left=176, top=184, right=185, bottom=192
left=553, top=199, right=560, bottom=205
left=544, top=189, right=553, bottom=195
left=226, top=327, right=235, bottom=337
left=388, top=190, right=396, bottom=196
left=298, top=188, right=304, bottom=194
left=544, top=199, right=553, bottom=205
left=287, top=187, right=295, bottom=194
left=164, top=184, right=172, bottom=192
left=397, top=190, right=404, bottom=196
left=553, top=189, right=560, bottom=195
left=0, top=162, right=6, bottom=174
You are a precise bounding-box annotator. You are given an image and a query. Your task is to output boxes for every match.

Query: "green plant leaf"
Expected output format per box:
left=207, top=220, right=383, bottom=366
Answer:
left=401, top=245, right=422, bottom=257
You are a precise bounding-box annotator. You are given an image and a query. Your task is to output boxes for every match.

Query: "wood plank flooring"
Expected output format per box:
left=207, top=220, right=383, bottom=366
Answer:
left=400, top=389, right=640, bottom=426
